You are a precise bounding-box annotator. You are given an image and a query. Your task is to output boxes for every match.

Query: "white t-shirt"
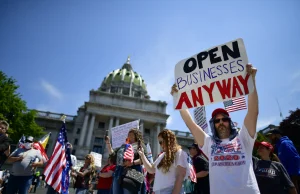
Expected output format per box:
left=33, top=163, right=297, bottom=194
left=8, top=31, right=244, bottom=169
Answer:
left=71, top=154, right=77, bottom=167
left=201, top=125, right=260, bottom=194
left=153, top=149, right=188, bottom=192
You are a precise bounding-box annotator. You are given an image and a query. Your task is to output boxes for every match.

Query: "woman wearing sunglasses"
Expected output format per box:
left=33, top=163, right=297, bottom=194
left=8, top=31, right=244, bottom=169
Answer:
left=105, top=128, right=147, bottom=194
left=253, top=141, right=297, bottom=194
left=72, top=154, right=96, bottom=194
left=138, top=129, right=188, bottom=194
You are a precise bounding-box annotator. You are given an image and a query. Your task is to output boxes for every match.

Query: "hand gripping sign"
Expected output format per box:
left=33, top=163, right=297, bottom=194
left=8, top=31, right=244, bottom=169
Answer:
left=173, top=38, right=254, bottom=110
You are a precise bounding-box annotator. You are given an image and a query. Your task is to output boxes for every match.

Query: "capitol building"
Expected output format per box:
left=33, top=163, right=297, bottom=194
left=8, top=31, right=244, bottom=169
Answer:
left=34, top=57, right=195, bottom=163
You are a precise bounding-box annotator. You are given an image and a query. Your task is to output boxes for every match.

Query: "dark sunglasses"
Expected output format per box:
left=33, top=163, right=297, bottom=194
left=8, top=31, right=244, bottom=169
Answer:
left=213, top=117, right=230, bottom=124
left=25, top=140, right=33, bottom=143
left=159, top=141, right=163, bottom=145
left=85, top=157, right=91, bottom=160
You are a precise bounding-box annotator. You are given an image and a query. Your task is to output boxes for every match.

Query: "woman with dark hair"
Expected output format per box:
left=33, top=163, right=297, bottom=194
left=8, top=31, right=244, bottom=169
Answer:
left=105, top=128, right=147, bottom=194
left=138, top=129, right=188, bottom=194
left=96, top=156, right=116, bottom=194
left=188, top=143, right=210, bottom=194
left=253, top=141, right=297, bottom=194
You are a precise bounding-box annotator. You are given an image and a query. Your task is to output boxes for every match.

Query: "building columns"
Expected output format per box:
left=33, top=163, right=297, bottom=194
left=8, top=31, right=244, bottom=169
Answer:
left=155, top=124, right=161, bottom=157
left=108, top=117, right=114, bottom=139
left=115, top=117, right=120, bottom=126
left=79, top=114, right=89, bottom=146
left=140, top=120, right=144, bottom=135
left=85, top=114, right=95, bottom=147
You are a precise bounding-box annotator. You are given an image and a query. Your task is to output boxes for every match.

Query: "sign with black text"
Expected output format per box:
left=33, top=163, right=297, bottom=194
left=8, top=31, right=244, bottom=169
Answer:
left=173, top=39, right=254, bottom=110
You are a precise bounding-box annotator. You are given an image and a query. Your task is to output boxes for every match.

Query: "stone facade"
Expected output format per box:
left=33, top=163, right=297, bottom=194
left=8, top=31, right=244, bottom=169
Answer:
left=34, top=58, right=195, bottom=164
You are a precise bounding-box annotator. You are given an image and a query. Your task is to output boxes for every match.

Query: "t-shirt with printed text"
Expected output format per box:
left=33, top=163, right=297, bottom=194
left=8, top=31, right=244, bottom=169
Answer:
left=201, top=125, right=260, bottom=194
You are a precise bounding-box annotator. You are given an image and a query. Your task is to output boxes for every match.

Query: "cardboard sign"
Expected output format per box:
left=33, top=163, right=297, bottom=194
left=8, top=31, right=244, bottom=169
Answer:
left=173, top=39, right=254, bottom=109
left=111, top=120, right=139, bottom=149
left=193, top=106, right=209, bottom=133
left=90, top=152, right=102, bottom=168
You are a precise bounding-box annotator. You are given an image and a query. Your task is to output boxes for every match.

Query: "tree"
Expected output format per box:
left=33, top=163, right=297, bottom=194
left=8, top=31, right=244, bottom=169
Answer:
left=0, top=71, right=44, bottom=143
left=279, top=108, right=300, bottom=152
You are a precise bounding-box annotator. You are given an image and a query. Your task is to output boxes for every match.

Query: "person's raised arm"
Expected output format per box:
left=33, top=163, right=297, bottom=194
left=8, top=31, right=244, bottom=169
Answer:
left=244, top=64, right=258, bottom=138
left=171, top=84, right=206, bottom=146
left=137, top=147, right=155, bottom=174
left=105, top=136, right=114, bottom=154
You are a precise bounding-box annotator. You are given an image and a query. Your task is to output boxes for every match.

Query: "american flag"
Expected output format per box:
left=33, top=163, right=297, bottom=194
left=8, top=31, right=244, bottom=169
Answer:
left=223, top=96, right=247, bottom=113
left=43, top=123, right=72, bottom=194
left=123, top=144, right=134, bottom=163
left=187, top=156, right=197, bottom=183
left=18, top=135, right=26, bottom=149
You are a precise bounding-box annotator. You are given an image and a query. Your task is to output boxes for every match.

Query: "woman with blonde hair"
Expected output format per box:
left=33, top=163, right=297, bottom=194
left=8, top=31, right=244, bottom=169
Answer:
left=71, top=154, right=96, bottom=194
left=138, top=129, right=188, bottom=194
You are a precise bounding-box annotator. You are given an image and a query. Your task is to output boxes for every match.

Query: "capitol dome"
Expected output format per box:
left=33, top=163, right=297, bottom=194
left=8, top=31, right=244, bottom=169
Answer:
left=99, top=57, right=150, bottom=99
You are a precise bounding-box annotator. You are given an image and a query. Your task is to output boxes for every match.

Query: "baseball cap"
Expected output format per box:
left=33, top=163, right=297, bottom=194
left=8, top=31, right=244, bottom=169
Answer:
left=211, top=108, right=230, bottom=118
left=266, top=129, right=283, bottom=136
left=26, top=136, right=34, bottom=142
left=254, top=141, right=274, bottom=152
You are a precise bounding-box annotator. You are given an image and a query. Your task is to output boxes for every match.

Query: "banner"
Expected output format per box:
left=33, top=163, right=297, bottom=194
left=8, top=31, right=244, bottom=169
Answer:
left=193, top=106, right=208, bottom=134
left=111, top=120, right=139, bottom=149
left=90, top=152, right=102, bottom=168
left=173, top=39, right=254, bottom=110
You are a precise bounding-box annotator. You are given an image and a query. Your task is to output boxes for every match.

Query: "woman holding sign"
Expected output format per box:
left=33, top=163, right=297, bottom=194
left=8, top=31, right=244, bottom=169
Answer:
left=105, top=128, right=147, bottom=194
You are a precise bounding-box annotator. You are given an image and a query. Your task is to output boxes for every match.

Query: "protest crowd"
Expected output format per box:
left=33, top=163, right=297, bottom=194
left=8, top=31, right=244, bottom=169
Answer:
left=0, top=41, right=300, bottom=194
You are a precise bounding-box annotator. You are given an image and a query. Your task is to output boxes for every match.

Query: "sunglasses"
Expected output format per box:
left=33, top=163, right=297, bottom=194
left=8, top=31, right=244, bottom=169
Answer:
left=159, top=141, right=163, bottom=145
left=85, top=157, right=91, bottom=160
left=213, top=117, right=230, bottom=124
left=0, top=127, right=7, bottom=130
left=25, top=140, right=33, bottom=143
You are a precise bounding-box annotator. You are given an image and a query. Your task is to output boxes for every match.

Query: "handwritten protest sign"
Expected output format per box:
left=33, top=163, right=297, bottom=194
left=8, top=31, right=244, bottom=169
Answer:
left=90, top=152, right=102, bottom=168
left=173, top=39, right=254, bottom=110
left=111, top=120, right=139, bottom=149
left=194, top=106, right=209, bottom=134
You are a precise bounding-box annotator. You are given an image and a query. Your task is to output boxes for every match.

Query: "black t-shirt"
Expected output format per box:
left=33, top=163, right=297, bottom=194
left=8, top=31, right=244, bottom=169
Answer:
left=193, top=155, right=210, bottom=194
left=252, top=157, right=294, bottom=194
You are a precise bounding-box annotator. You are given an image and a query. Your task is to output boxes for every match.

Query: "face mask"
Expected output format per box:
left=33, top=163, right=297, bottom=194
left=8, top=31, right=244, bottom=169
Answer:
left=24, top=143, right=32, bottom=149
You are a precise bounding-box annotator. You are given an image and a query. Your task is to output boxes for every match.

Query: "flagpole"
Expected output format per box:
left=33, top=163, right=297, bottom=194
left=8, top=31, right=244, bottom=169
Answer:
left=276, top=98, right=284, bottom=119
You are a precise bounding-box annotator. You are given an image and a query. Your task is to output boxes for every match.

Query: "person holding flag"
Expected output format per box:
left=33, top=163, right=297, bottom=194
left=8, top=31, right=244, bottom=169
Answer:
left=6, top=136, right=44, bottom=194
left=44, top=117, right=72, bottom=194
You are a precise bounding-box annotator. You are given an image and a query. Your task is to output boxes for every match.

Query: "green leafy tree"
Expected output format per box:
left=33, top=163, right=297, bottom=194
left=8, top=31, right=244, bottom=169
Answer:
left=0, top=71, right=44, bottom=143
left=279, top=108, right=300, bottom=152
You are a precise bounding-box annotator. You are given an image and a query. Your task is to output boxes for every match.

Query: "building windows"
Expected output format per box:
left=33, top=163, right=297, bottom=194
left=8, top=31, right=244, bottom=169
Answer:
left=94, top=137, right=104, bottom=145
left=145, top=128, right=150, bottom=134
left=92, top=146, right=103, bottom=154
left=98, top=122, right=105, bottom=129
left=76, top=128, right=81, bottom=134
left=74, top=139, right=78, bottom=145
left=122, top=88, right=130, bottom=95
left=111, top=87, right=117, bottom=93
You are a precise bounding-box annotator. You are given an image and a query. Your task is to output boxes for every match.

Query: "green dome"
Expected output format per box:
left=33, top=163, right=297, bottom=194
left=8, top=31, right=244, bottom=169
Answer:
left=100, top=57, right=150, bottom=99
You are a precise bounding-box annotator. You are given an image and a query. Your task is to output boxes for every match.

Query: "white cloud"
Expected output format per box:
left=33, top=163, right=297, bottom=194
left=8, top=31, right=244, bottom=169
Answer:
left=167, top=116, right=173, bottom=125
left=41, top=80, right=63, bottom=100
left=257, top=116, right=278, bottom=129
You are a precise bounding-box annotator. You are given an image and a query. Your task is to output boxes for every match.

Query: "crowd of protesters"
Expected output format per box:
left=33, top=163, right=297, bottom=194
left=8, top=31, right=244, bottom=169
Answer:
left=0, top=64, right=299, bottom=194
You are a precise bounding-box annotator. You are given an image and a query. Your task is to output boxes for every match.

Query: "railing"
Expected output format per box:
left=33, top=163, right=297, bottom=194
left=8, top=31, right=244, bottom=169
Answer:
left=35, top=110, right=75, bottom=121
left=171, top=130, right=193, bottom=138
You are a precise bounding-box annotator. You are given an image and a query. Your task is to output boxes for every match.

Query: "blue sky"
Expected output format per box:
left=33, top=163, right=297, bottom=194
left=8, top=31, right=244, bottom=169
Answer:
left=0, top=0, right=299, bottom=133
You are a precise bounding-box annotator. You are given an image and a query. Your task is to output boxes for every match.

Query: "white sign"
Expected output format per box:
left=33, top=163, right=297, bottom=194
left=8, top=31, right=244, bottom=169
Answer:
left=90, top=152, right=102, bottom=168
left=111, top=120, right=139, bottom=149
left=73, top=160, right=85, bottom=171
left=173, top=39, right=254, bottom=110
left=193, top=107, right=208, bottom=134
